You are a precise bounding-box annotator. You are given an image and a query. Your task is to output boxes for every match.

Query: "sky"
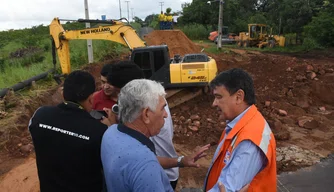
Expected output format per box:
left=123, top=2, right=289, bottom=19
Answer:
left=0, top=0, right=192, bottom=31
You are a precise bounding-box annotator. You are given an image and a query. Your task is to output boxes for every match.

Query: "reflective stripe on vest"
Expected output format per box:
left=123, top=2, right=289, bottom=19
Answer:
left=259, top=122, right=272, bottom=155
left=231, top=135, right=238, bottom=150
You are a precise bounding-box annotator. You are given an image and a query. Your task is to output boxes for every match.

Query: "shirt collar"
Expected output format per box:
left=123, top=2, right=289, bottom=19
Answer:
left=117, top=124, right=156, bottom=155
left=225, top=106, right=251, bottom=135
left=63, top=101, right=84, bottom=110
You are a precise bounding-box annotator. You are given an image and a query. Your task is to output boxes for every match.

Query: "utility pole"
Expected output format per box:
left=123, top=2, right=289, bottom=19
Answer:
left=217, top=0, right=224, bottom=49
left=84, top=0, right=93, bottom=63
left=131, top=8, right=134, bottom=21
left=119, top=0, right=122, bottom=18
left=125, top=1, right=130, bottom=21
left=159, top=2, right=164, bottom=12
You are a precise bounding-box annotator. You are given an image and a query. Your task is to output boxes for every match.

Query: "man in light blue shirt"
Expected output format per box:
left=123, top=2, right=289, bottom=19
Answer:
left=204, top=68, right=275, bottom=192
left=101, top=79, right=173, bottom=192
left=102, top=124, right=173, bottom=191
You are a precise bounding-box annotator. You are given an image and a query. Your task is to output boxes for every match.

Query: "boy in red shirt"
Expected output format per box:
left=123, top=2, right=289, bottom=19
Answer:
left=92, top=64, right=118, bottom=110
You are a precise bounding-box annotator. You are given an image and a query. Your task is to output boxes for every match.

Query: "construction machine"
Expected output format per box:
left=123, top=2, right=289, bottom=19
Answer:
left=49, top=17, right=217, bottom=107
left=237, top=24, right=285, bottom=48
left=208, top=26, right=237, bottom=44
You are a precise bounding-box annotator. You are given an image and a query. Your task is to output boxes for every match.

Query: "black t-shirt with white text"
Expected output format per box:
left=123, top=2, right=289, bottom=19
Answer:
left=29, top=103, right=108, bottom=192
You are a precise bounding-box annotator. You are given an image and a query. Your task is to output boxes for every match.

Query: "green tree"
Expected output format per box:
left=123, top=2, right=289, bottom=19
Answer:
left=166, top=7, right=172, bottom=14
left=304, top=1, right=334, bottom=46
left=133, top=16, right=144, bottom=26
left=145, top=14, right=157, bottom=26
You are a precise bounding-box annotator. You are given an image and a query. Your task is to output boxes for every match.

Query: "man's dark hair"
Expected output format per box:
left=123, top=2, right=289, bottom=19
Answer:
left=100, top=63, right=114, bottom=77
left=210, top=68, right=256, bottom=105
left=107, top=61, right=145, bottom=89
left=63, top=70, right=96, bottom=103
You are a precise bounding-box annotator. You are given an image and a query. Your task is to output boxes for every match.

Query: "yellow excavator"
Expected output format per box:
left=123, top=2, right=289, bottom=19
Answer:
left=50, top=17, right=217, bottom=93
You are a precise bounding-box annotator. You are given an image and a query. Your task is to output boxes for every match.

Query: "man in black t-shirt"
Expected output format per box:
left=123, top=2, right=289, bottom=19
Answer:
left=29, top=70, right=108, bottom=192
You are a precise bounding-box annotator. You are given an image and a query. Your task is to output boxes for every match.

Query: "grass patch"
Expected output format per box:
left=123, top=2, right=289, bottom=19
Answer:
left=204, top=46, right=232, bottom=54
left=192, top=39, right=212, bottom=44
left=1, top=41, right=24, bottom=56
left=180, top=24, right=213, bottom=40
left=0, top=61, right=52, bottom=89
left=0, top=40, right=128, bottom=90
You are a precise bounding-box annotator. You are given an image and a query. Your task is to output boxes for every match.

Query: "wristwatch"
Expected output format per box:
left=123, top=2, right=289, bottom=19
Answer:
left=177, top=156, right=184, bottom=167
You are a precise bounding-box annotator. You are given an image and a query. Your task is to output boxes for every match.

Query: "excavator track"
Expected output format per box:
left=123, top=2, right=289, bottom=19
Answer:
left=166, top=88, right=205, bottom=109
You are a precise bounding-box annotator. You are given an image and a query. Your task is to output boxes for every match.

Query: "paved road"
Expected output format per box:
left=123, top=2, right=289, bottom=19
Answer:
left=181, top=155, right=334, bottom=192
left=277, top=155, right=334, bottom=192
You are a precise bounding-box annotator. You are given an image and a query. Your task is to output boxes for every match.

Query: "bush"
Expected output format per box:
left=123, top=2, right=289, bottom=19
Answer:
left=304, top=6, right=334, bottom=47
left=180, top=24, right=212, bottom=40
left=43, top=42, right=50, bottom=52
left=22, top=35, right=41, bottom=47
left=230, top=18, right=248, bottom=34
left=284, top=33, right=298, bottom=46
left=93, top=41, right=126, bottom=61
left=149, top=20, right=159, bottom=30
left=302, top=37, right=322, bottom=51
left=130, top=22, right=142, bottom=32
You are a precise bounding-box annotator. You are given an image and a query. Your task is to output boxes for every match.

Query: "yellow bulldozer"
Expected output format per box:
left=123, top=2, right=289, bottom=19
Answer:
left=237, top=24, right=285, bottom=48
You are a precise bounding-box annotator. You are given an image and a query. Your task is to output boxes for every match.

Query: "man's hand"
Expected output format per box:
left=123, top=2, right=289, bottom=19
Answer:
left=181, top=144, right=210, bottom=168
left=100, top=116, right=112, bottom=126
left=218, top=182, right=249, bottom=192
left=103, top=107, right=117, bottom=125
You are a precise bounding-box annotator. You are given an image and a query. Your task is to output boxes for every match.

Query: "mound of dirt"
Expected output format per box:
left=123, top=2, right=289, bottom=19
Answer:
left=144, top=30, right=201, bottom=58
left=0, top=86, right=62, bottom=157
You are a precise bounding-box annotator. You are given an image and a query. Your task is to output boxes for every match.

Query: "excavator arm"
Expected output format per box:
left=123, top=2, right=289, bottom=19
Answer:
left=49, top=17, right=146, bottom=74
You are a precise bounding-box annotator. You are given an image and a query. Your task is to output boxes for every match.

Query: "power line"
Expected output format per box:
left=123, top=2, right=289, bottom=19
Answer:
left=159, top=2, right=164, bottom=12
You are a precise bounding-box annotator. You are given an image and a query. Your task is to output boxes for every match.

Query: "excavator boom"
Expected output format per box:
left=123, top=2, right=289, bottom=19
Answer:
left=49, top=17, right=146, bottom=74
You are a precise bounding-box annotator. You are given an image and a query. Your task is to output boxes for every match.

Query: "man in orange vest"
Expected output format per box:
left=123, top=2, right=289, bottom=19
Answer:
left=204, top=68, right=277, bottom=192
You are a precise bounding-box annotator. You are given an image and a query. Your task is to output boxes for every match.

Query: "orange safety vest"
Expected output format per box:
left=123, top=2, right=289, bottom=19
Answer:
left=205, top=105, right=277, bottom=192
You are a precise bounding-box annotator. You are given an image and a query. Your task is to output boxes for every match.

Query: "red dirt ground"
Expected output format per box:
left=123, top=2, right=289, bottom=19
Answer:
left=0, top=30, right=334, bottom=191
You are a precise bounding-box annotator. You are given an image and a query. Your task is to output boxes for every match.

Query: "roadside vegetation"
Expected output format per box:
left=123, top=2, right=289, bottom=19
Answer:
left=0, top=23, right=128, bottom=89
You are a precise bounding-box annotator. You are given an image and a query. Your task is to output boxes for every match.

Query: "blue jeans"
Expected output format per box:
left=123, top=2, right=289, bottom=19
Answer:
left=160, top=22, right=164, bottom=30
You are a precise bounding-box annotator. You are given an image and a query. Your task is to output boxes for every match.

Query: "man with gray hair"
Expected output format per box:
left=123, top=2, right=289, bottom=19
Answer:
left=100, top=61, right=210, bottom=190
left=101, top=79, right=174, bottom=191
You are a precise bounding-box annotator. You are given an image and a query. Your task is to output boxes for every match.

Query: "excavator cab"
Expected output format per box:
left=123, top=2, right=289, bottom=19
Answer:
left=131, top=45, right=170, bottom=85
